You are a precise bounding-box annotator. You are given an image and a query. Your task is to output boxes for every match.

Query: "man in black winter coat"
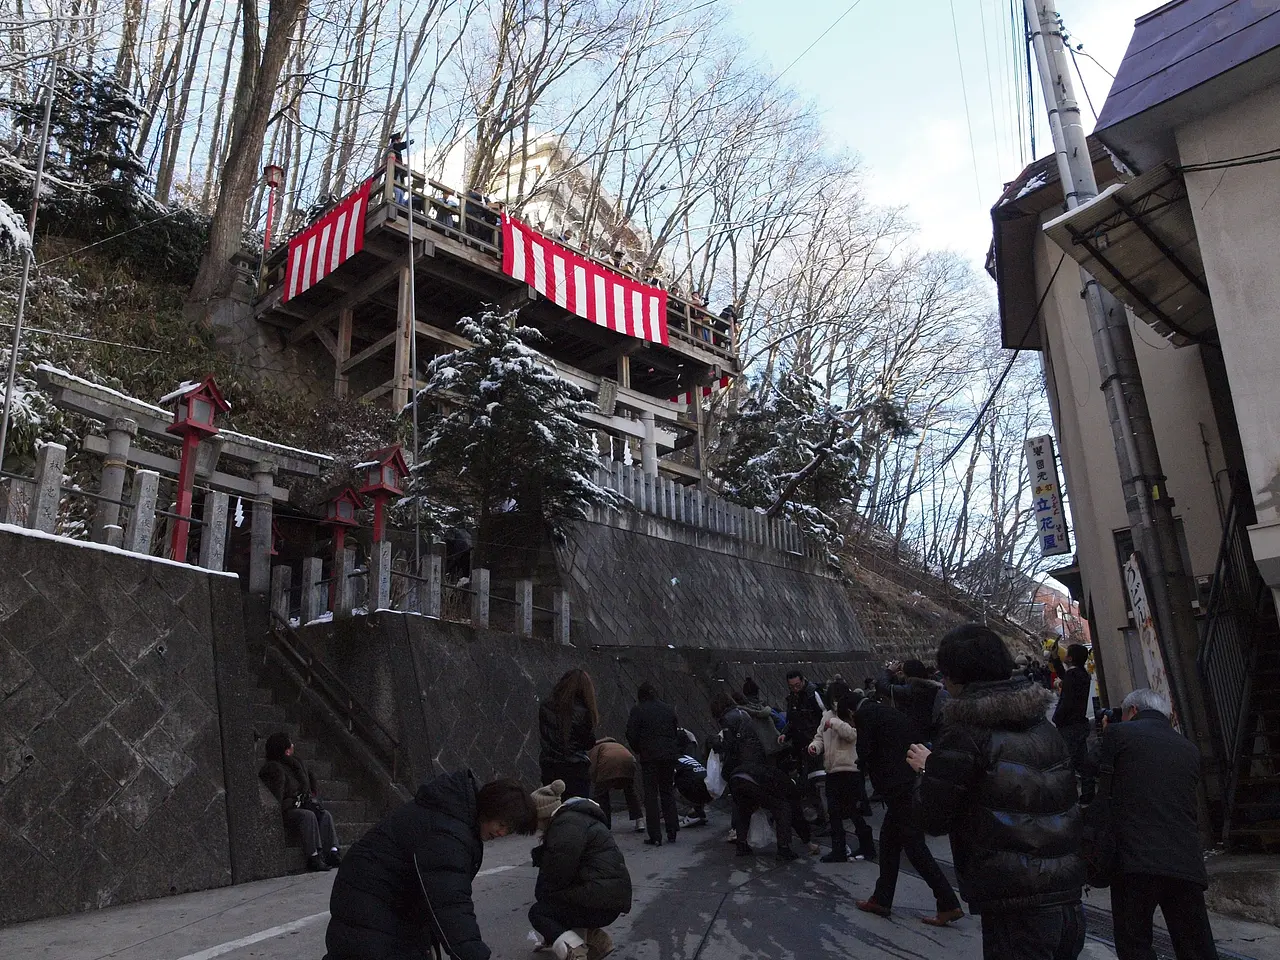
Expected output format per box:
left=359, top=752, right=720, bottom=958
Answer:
left=625, top=682, right=681, bottom=845
left=1102, top=689, right=1217, bottom=960
left=325, top=771, right=538, bottom=960
left=259, top=731, right=340, bottom=872
left=781, top=670, right=828, bottom=824
left=1053, top=644, right=1095, bottom=803
left=909, top=624, right=1085, bottom=960
left=876, top=660, right=947, bottom=744
left=851, top=691, right=962, bottom=926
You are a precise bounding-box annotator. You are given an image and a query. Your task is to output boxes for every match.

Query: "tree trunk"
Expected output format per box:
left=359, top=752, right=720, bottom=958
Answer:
left=188, top=0, right=309, bottom=311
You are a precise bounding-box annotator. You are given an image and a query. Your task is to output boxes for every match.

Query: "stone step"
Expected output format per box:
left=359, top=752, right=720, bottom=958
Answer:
left=250, top=686, right=277, bottom=706
left=317, top=779, right=352, bottom=800
left=324, top=799, right=370, bottom=823
left=252, top=703, right=290, bottom=725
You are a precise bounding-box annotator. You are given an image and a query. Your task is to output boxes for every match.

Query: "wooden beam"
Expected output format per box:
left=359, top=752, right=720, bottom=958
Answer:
left=334, top=308, right=353, bottom=398
left=581, top=338, right=645, bottom=370
left=341, top=330, right=397, bottom=373
left=314, top=326, right=338, bottom=359
left=82, top=435, right=292, bottom=501
left=286, top=258, right=404, bottom=345
left=415, top=320, right=470, bottom=351
left=393, top=265, right=413, bottom=411
left=360, top=379, right=393, bottom=403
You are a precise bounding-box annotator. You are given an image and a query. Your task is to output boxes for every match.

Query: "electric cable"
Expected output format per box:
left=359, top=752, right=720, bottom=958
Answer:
left=772, top=0, right=870, bottom=86
left=1179, top=148, right=1280, bottom=173
left=949, top=0, right=986, bottom=204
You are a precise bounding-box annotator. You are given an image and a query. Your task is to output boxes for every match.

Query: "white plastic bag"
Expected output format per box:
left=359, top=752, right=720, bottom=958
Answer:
left=747, top=809, right=776, bottom=849
left=705, top=749, right=727, bottom=799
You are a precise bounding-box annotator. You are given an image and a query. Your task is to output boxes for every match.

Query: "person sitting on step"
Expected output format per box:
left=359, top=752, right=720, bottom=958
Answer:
left=259, top=731, right=341, bottom=872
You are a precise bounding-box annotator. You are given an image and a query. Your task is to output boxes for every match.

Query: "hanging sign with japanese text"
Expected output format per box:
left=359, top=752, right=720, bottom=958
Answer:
left=1025, top=434, right=1072, bottom=557
left=1123, top=552, right=1181, bottom=732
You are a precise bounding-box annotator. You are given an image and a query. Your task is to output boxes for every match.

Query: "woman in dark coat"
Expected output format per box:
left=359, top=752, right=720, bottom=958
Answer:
left=259, top=731, right=339, bottom=871
left=539, top=669, right=598, bottom=799
left=625, top=681, right=681, bottom=845
left=325, top=771, right=537, bottom=960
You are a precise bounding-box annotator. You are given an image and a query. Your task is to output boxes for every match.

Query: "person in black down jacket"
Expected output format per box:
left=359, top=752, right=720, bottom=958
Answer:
left=528, top=780, right=632, bottom=960
left=259, top=731, right=340, bottom=872
left=1101, top=688, right=1216, bottom=960
left=539, top=670, right=599, bottom=799
left=707, top=691, right=766, bottom=777
left=625, top=682, right=681, bottom=846
left=851, top=690, right=963, bottom=926
left=1052, top=643, right=1095, bottom=803
left=909, top=624, right=1085, bottom=960
left=781, top=670, right=828, bottom=825
left=876, top=660, right=948, bottom=744
left=324, top=771, right=538, bottom=960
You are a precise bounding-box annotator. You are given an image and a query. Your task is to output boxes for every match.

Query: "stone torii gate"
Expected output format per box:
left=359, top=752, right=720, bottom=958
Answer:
left=34, top=365, right=332, bottom=591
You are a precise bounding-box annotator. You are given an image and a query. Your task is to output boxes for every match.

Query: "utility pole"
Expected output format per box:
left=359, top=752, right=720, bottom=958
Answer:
left=0, top=28, right=59, bottom=469
left=1023, top=0, right=1215, bottom=767
left=400, top=29, right=421, bottom=573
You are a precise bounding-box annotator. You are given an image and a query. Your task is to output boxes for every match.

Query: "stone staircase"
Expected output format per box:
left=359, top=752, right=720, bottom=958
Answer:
left=1223, top=592, right=1280, bottom=850
left=248, top=661, right=384, bottom=872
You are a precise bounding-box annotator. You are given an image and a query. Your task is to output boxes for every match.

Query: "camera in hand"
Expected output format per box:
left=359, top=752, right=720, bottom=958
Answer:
left=1099, top=708, right=1124, bottom=726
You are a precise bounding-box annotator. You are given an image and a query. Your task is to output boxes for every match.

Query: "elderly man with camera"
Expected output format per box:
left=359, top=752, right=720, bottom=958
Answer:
left=1095, top=689, right=1218, bottom=960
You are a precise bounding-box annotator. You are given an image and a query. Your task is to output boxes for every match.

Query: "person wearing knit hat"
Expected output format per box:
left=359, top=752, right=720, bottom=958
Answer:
left=528, top=782, right=632, bottom=960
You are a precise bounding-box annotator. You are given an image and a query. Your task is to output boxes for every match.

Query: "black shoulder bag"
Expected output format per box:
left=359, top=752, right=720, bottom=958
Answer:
left=1080, top=753, right=1119, bottom=888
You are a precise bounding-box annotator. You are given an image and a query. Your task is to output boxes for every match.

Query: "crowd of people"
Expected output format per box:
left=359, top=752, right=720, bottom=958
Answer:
left=257, top=624, right=1218, bottom=960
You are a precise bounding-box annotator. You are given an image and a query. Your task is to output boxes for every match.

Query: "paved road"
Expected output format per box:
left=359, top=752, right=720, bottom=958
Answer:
left=4, top=806, right=1278, bottom=960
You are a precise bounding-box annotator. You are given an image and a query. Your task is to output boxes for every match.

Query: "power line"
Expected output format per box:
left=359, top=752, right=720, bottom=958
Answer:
left=949, top=0, right=985, bottom=204
left=773, top=0, right=870, bottom=86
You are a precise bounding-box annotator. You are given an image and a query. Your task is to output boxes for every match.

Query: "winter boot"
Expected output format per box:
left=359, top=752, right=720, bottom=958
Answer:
left=581, top=928, right=614, bottom=960
left=552, top=931, right=589, bottom=960
left=324, top=846, right=342, bottom=868
left=306, top=852, right=331, bottom=872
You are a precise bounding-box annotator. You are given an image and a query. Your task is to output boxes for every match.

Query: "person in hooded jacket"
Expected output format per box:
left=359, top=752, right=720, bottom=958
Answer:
left=324, top=771, right=538, bottom=960
left=909, top=623, right=1085, bottom=960
left=876, top=660, right=948, bottom=744
left=539, top=670, right=599, bottom=799
left=625, top=682, right=681, bottom=845
left=586, top=737, right=642, bottom=832
left=529, top=780, right=632, bottom=960
left=259, top=731, right=340, bottom=872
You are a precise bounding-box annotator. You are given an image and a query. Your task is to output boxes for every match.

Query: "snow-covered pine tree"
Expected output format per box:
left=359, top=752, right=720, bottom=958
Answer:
left=718, top=371, right=910, bottom=546
left=404, top=310, right=618, bottom=550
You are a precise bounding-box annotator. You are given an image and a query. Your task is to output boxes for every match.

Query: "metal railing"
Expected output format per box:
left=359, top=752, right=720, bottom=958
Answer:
left=266, top=609, right=402, bottom=781
left=1198, top=473, right=1267, bottom=840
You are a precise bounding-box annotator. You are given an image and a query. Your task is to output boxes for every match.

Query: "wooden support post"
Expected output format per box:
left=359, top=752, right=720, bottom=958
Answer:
left=334, top=547, right=356, bottom=617
left=470, top=567, right=490, bottom=628
left=370, top=540, right=392, bottom=611
left=198, top=491, right=229, bottom=570
left=249, top=460, right=276, bottom=594
left=392, top=265, right=413, bottom=411
left=553, top=588, right=571, bottom=645
left=516, top=579, right=533, bottom=637
left=270, top=565, right=292, bottom=625
left=301, top=557, right=324, bottom=623
left=334, top=308, right=353, bottom=399
left=423, top=543, right=443, bottom=618
left=617, top=354, right=631, bottom=389
left=93, top=417, right=136, bottom=542
left=640, top=412, right=658, bottom=477
left=123, top=469, right=159, bottom=554
left=30, top=442, right=66, bottom=533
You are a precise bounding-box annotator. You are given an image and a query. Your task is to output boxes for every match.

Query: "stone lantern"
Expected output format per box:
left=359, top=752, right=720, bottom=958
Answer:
left=358, top=445, right=409, bottom=542
left=162, top=377, right=229, bottom=563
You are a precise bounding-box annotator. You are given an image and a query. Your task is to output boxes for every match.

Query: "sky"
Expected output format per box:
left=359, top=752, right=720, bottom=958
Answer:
left=728, top=0, right=1155, bottom=270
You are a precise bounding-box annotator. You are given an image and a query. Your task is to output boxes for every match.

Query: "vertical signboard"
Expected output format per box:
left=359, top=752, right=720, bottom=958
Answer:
left=1026, top=434, right=1072, bottom=557
left=1123, top=551, right=1181, bottom=731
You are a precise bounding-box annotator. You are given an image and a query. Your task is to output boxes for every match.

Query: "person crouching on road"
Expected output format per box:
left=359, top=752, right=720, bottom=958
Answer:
left=587, top=737, right=643, bottom=832
left=808, top=684, right=875, bottom=863
left=908, top=624, right=1086, bottom=960
left=673, top=728, right=712, bottom=827
left=529, top=780, right=632, bottom=960
left=324, top=771, right=538, bottom=960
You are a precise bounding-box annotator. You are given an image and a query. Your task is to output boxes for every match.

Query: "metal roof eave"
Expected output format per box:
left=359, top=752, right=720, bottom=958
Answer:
left=1041, top=165, right=1216, bottom=347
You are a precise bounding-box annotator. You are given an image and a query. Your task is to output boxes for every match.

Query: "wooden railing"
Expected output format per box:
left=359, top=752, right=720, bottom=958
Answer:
left=258, top=156, right=737, bottom=362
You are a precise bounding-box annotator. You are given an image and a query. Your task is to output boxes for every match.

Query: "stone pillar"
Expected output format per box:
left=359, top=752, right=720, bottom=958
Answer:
left=123, top=469, right=160, bottom=554
left=198, top=491, right=230, bottom=570
left=29, top=442, right=66, bottom=533
left=92, top=417, right=137, bottom=543
left=249, top=460, right=276, bottom=594
left=422, top=544, right=443, bottom=618
left=370, top=540, right=392, bottom=611
left=333, top=547, right=355, bottom=617
left=640, top=412, right=658, bottom=477
left=4, top=478, right=31, bottom=526
left=270, top=565, right=292, bottom=624
left=103, top=524, right=123, bottom=548
left=553, top=589, right=571, bottom=645
left=470, top=567, right=490, bottom=628
left=300, top=557, right=325, bottom=623
left=516, top=579, right=533, bottom=637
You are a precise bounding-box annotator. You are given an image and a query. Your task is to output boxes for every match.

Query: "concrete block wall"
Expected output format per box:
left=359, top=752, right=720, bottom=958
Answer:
left=0, top=526, right=256, bottom=926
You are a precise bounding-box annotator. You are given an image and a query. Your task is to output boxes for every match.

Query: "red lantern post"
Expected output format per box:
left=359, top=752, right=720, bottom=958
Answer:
left=263, top=163, right=285, bottom=252
left=163, top=377, right=230, bottom=563
left=358, top=446, right=409, bottom=542
left=324, top=487, right=362, bottom=606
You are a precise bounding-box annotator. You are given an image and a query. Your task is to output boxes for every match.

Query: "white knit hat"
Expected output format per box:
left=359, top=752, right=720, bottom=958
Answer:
left=531, top=780, right=565, bottom=821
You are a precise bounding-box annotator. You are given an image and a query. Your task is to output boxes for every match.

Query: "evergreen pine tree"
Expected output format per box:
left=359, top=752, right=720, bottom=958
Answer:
left=405, top=310, right=618, bottom=547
